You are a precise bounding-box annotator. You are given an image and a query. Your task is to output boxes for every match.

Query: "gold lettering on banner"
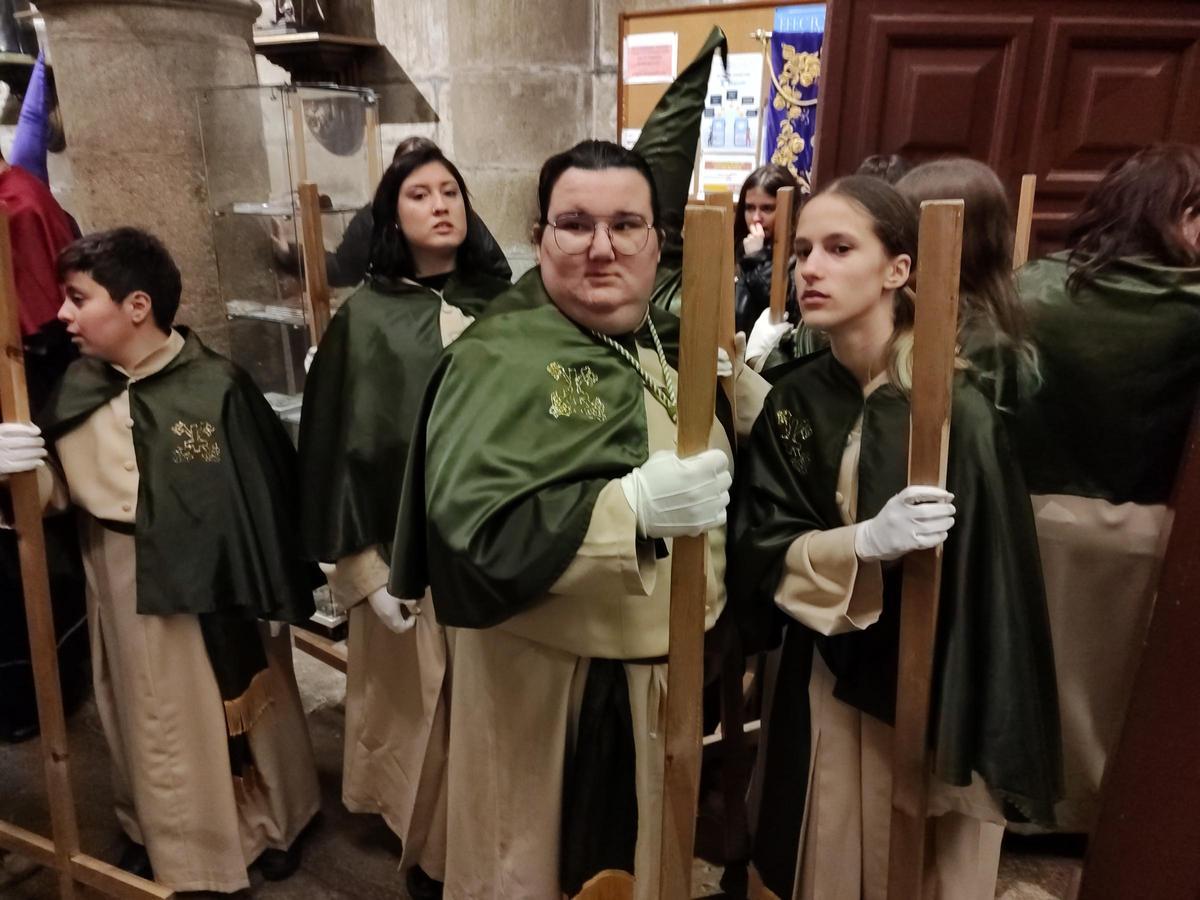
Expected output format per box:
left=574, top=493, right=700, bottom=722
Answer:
left=775, top=409, right=813, bottom=473
left=547, top=362, right=607, bottom=423
left=171, top=420, right=221, bottom=463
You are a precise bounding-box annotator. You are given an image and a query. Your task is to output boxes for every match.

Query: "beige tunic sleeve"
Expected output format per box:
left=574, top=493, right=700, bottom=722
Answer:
left=548, top=479, right=657, bottom=598
left=734, top=366, right=770, bottom=438
left=328, top=545, right=391, bottom=611
left=773, top=414, right=885, bottom=637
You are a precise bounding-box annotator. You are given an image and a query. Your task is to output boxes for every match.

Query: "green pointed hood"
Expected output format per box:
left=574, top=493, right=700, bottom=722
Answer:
left=634, top=26, right=728, bottom=262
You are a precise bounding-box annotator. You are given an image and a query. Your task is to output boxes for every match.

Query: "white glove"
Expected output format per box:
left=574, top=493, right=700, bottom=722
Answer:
left=268, top=621, right=287, bottom=638
left=854, top=485, right=956, bottom=562
left=745, top=307, right=791, bottom=366
left=367, top=586, right=420, bottom=634
left=619, top=448, right=732, bottom=539
left=0, top=423, right=47, bottom=475
left=716, top=333, right=747, bottom=379
left=742, top=222, right=766, bottom=256
left=303, top=345, right=317, bottom=374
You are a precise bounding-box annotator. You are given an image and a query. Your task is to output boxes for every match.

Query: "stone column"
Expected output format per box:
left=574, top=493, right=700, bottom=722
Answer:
left=35, top=0, right=263, bottom=347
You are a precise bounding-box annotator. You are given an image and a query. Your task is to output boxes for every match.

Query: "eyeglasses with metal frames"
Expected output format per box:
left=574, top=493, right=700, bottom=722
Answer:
left=546, top=213, right=654, bottom=256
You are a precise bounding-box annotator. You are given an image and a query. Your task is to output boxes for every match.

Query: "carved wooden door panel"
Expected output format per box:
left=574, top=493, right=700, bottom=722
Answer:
left=815, top=0, right=1200, bottom=257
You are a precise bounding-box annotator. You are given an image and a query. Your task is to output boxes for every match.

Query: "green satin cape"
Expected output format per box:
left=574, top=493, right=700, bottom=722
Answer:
left=298, top=271, right=509, bottom=562
left=39, top=329, right=318, bottom=624
left=389, top=274, right=685, bottom=627
left=1013, top=252, right=1200, bottom=503
left=731, top=350, right=1062, bottom=894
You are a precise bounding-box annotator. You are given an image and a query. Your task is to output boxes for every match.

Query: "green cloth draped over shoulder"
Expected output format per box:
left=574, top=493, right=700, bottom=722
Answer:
left=1013, top=252, right=1200, bottom=504
left=389, top=272, right=682, bottom=627
left=39, top=329, right=318, bottom=623
left=731, top=351, right=1061, bottom=894
left=298, top=270, right=509, bottom=562
left=38, top=329, right=318, bottom=783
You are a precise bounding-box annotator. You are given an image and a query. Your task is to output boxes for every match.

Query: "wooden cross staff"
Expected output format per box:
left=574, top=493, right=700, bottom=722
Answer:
left=0, top=213, right=172, bottom=900
left=1012, top=174, right=1036, bottom=271
left=660, top=204, right=727, bottom=899
left=297, top=181, right=332, bottom=346
left=886, top=199, right=965, bottom=900
left=704, top=190, right=739, bottom=423
left=574, top=204, right=727, bottom=900
left=768, top=186, right=796, bottom=324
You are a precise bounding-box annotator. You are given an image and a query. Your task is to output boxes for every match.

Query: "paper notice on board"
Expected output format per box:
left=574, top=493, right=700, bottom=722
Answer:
left=620, top=128, right=642, bottom=150
left=698, top=51, right=765, bottom=195
left=624, top=32, right=677, bottom=85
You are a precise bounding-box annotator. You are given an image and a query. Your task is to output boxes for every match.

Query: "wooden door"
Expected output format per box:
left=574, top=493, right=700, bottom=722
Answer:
left=815, top=0, right=1200, bottom=257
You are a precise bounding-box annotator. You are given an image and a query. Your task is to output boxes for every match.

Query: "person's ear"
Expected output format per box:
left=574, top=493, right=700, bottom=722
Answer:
left=883, top=254, right=911, bottom=291
left=533, top=223, right=545, bottom=265
left=124, top=290, right=155, bottom=327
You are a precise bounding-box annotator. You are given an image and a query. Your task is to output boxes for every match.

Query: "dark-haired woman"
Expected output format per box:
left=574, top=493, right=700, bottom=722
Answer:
left=1012, top=143, right=1200, bottom=833
left=734, top=164, right=800, bottom=333
left=732, top=176, right=1060, bottom=899
left=297, top=143, right=510, bottom=893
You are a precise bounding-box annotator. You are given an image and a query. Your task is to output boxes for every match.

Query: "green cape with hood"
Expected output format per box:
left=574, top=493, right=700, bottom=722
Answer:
left=298, top=268, right=510, bottom=563
left=1013, top=252, right=1200, bottom=504
left=730, top=350, right=1062, bottom=897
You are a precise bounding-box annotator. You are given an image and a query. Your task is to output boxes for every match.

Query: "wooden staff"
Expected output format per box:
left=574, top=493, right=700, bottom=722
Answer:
left=659, top=204, right=726, bottom=899
left=886, top=200, right=964, bottom=900
left=297, top=182, right=332, bottom=346
left=574, top=206, right=727, bottom=900
left=0, top=214, right=172, bottom=900
left=768, top=186, right=796, bottom=324
left=1012, top=174, right=1036, bottom=271
left=705, top=190, right=737, bottom=423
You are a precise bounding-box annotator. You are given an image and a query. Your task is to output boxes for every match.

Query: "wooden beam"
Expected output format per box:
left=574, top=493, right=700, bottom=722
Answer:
left=297, top=182, right=332, bottom=346
left=658, top=204, right=726, bottom=900
left=0, top=208, right=80, bottom=900
left=69, top=855, right=174, bottom=900
left=291, top=627, right=348, bottom=674
left=1012, top=174, right=1036, bottom=270
left=768, top=186, right=796, bottom=324
left=886, top=200, right=964, bottom=900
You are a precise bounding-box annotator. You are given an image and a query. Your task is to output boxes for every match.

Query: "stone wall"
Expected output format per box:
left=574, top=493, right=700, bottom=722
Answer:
left=350, top=0, right=749, bottom=274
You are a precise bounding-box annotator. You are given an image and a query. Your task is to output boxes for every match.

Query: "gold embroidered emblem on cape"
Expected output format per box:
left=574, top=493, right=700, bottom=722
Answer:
left=775, top=409, right=813, bottom=473
left=547, top=362, right=608, bottom=422
left=170, top=420, right=221, bottom=463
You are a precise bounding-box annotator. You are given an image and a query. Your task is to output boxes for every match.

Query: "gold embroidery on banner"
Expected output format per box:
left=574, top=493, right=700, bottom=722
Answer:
left=547, top=362, right=607, bottom=423
left=171, top=420, right=221, bottom=463
left=770, top=44, right=820, bottom=191
left=775, top=409, right=813, bottom=474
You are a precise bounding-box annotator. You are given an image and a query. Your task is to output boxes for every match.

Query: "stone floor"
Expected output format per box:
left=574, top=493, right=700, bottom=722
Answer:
left=0, top=647, right=1081, bottom=898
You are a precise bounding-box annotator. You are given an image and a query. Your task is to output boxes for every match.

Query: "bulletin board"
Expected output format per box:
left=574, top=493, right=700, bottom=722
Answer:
left=618, top=2, right=778, bottom=195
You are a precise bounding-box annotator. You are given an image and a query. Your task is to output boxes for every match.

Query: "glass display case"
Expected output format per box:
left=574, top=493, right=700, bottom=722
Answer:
left=196, top=83, right=383, bottom=435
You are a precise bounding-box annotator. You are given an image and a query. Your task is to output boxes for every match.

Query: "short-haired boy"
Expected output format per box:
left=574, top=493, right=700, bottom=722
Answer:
left=0, top=227, right=320, bottom=892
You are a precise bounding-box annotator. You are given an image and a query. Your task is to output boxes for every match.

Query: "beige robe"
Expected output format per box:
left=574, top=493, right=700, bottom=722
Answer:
left=324, top=299, right=476, bottom=878
left=53, top=331, right=320, bottom=893
left=440, top=347, right=764, bottom=900
left=1027, top=493, right=1167, bottom=833
left=750, top=375, right=1005, bottom=900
